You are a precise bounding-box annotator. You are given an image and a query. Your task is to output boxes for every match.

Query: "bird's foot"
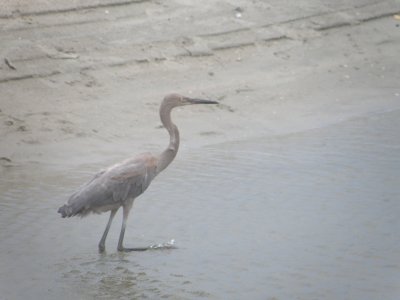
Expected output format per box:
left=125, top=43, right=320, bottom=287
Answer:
left=118, top=246, right=149, bottom=252
left=98, top=244, right=106, bottom=253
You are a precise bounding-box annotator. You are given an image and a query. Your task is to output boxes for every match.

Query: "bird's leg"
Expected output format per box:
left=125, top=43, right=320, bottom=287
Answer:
left=117, top=201, right=148, bottom=252
left=98, top=209, right=118, bottom=253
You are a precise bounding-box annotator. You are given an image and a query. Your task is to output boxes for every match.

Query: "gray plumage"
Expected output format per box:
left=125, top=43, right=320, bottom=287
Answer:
left=58, top=94, right=218, bottom=252
left=58, top=155, right=156, bottom=217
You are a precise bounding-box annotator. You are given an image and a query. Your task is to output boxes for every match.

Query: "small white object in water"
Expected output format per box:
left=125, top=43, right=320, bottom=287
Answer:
left=149, top=239, right=176, bottom=249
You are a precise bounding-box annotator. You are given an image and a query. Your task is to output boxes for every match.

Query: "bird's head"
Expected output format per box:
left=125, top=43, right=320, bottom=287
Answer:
left=163, top=93, right=219, bottom=107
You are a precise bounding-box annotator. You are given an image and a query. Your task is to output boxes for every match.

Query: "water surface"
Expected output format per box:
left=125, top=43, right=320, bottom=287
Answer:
left=1, top=110, right=399, bottom=299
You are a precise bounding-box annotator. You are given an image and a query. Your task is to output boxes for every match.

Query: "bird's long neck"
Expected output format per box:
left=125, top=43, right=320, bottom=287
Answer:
left=157, top=104, right=180, bottom=174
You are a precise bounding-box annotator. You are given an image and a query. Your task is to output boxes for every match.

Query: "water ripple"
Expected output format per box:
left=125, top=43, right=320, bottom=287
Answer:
left=1, top=110, right=400, bottom=299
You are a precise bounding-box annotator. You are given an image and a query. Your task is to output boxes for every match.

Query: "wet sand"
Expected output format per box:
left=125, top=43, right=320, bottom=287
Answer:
left=1, top=1, right=400, bottom=299
left=1, top=1, right=399, bottom=167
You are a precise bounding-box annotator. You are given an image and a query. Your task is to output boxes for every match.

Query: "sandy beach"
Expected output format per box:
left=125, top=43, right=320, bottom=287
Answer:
left=1, top=0, right=398, bottom=167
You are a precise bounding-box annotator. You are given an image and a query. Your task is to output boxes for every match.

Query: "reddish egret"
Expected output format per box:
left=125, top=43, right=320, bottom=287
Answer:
left=58, top=94, right=218, bottom=252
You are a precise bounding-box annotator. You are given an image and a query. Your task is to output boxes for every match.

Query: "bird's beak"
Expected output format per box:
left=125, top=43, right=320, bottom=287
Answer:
left=185, top=97, right=219, bottom=105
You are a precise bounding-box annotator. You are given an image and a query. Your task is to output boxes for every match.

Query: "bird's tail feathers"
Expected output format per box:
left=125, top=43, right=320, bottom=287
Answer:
left=58, top=204, right=73, bottom=218
left=57, top=202, right=88, bottom=218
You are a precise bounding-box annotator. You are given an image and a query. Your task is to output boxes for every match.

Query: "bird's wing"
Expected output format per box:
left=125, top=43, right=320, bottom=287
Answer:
left=107, top=159, right=154, bottom=202
left=65, top=155, right=157, bottom=215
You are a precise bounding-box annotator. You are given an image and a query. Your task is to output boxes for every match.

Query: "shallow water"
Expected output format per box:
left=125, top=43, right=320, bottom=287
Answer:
left=1, top=110, right=400, bottom=299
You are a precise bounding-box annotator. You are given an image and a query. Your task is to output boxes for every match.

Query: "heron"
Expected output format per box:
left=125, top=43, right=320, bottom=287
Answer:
left=58, top=93, right=218, bottom=252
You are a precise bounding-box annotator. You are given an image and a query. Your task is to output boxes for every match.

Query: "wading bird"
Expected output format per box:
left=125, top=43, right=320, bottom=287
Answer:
left=58, top=94, right=218, bottom=252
